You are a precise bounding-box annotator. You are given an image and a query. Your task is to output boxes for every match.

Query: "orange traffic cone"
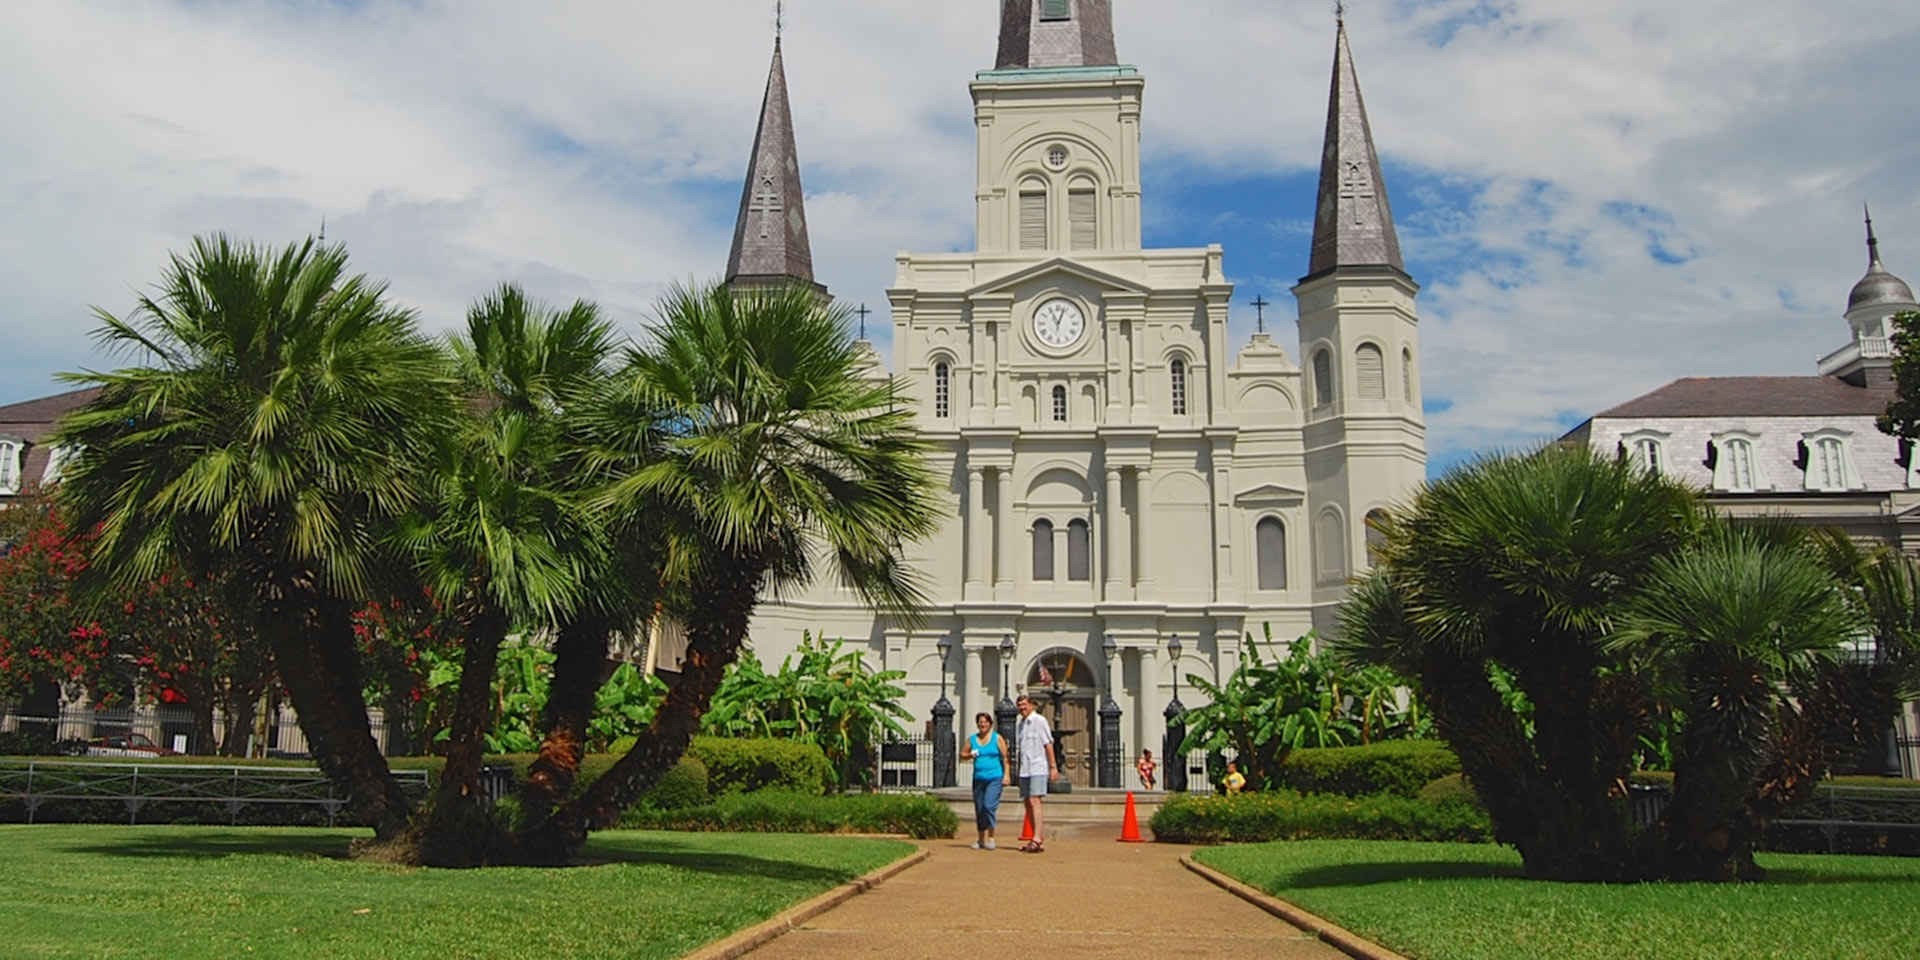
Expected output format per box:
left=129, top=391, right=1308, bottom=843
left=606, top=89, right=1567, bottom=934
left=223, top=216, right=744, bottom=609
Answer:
left=1117, top=791, right=1145, bottom=843
left=1020, top=806, right=1035, bottom=842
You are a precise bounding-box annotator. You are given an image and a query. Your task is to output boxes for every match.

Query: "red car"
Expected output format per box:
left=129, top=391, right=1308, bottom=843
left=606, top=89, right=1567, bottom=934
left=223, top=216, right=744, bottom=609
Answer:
left=84, top=732, right=181, bottom=758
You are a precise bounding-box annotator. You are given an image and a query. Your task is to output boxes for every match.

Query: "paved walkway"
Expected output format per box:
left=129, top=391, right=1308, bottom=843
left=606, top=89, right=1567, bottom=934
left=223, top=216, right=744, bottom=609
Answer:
left=744, top=832, right=1346, bottom=959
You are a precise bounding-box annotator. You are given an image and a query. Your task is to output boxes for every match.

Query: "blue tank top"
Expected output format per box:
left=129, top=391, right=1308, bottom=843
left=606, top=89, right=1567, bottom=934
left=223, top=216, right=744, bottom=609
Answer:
left=971, top=732, right=1004, bottom=781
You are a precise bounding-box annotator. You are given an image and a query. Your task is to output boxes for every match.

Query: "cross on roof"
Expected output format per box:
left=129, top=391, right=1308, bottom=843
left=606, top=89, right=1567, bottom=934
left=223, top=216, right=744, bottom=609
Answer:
left=1250, top=296, right=1270, bottom=335
left=855, top=303, right=872, bottom=340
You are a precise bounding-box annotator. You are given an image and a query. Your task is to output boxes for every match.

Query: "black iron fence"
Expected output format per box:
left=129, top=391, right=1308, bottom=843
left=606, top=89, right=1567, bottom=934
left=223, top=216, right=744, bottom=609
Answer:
left=0, top=758, right=431, bottom=827
left=879, top=734, right=1142, bottom=792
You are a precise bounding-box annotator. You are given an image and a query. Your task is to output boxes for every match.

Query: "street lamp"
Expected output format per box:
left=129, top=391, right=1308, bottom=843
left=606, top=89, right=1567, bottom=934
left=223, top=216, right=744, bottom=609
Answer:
left=931, top=636, right=956, bottom=788
left=1000, top=633, right=1016, bottom=693
left=1098, top=633, right=1122, bottom=788
left=1163, top=633, right=1188, bottom=792
left=995, top=633, right=1019, bottom=770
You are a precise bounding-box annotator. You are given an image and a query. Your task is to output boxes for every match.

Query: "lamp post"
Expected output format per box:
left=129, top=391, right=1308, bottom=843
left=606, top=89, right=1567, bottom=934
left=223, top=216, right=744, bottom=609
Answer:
left=1163, top=633, right=1188, bottom=792
left=932, top=636, right=956, bottom=788
left=1098, top=633, right=1123, bottom=789
left=995, top=633, right=1018, bottom=777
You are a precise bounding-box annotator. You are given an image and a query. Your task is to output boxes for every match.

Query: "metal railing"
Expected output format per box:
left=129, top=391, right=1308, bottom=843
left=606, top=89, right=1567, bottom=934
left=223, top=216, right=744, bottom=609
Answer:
left=880, top=735, right=1139, bottom=792
left=0, top=758, right=430, bottom=827
left=0, top=705, right=399, bottom=758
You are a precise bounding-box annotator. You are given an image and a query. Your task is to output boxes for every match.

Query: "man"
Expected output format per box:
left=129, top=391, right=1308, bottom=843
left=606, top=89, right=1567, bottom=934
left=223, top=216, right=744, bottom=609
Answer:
left=1014, top=694, right=1057, bottom=853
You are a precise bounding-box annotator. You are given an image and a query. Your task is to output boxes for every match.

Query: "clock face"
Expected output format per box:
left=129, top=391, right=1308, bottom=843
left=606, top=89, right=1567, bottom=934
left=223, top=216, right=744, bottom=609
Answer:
left=1032, top=299, right=1086, bottom=350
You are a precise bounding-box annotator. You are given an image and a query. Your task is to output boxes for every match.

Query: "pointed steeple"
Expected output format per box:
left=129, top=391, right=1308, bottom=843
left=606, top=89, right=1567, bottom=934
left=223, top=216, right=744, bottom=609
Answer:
left=1306, top=16, right=1404, bottom=280
left=1850, top=205, right=1916, bottom=313
left=726, top=36, right=820, bottom=292
left=995, top=0, right=1117, bottom=70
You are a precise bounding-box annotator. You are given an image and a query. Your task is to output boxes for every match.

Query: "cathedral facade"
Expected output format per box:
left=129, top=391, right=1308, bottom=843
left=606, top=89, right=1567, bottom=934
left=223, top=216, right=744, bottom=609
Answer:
left=729, top=1, right=1427, bottom=782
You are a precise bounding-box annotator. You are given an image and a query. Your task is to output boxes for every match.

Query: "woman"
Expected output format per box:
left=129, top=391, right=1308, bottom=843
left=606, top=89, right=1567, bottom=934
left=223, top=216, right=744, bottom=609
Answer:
left=1137, top=748, right=1157, bottom=791
left=959, top=712, right=1009, bottom=850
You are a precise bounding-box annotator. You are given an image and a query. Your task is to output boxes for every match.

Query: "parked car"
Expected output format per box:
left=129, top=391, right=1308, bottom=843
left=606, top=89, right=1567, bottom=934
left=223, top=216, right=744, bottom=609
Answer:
left=84, top=732, right=181, bottom=758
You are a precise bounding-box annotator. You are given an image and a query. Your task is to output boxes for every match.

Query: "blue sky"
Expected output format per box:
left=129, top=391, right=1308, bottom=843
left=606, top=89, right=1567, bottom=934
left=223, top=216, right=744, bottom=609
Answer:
left=1, top=0, right=1916, bottom=478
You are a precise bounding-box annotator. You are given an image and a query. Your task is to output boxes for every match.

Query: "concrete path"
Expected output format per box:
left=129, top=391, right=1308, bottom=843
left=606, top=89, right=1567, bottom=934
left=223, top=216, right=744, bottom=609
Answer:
left=743, top=833, right=1347, bottom=959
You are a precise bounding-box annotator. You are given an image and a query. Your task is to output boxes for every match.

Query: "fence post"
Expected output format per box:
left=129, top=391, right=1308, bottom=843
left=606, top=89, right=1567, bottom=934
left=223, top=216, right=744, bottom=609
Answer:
left=1162, top=697, right=1188, bottom=793
left=25, top=760, right=35, bottom=825
left=931, top=697, right=957, bottom=789
left=1097, top=696, right=1123, bottom=789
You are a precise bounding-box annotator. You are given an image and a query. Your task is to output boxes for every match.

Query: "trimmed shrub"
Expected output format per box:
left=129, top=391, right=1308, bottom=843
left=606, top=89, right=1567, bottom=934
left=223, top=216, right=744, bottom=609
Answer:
left=0, top=729, right=87, bottom=757
left=1148, top=790, right=1491, bottom=844
left=620, top=789, right=957, bottom=839
left=1277, top=740, right=1461, bottom=798
left=1417, top=772, right=1477, bottom=805
left=686, top=737, right=832, bottom=796
left=638, top=757, right=709, bottom=810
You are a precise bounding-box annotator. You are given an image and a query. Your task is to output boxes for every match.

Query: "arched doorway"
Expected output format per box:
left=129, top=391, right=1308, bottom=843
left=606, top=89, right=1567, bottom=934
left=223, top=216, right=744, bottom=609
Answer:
left=1027, top=649, right=1098, bottom=788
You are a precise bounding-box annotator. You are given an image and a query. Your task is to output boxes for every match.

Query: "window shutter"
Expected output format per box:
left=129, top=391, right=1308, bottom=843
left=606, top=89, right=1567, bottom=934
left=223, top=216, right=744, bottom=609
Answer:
left=1356, top=345, right=1385, bottom=400
left=1312, top=351, right=1333, bottom=407
left=1019, top=192, right=1048, bottom=250
left=1069, top=190, right=1097, bottom=250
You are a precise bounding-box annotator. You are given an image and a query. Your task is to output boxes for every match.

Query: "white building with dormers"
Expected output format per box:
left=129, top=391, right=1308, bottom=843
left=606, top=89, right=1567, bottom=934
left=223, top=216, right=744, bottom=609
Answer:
left=728, top=2, right=1427, bottom=784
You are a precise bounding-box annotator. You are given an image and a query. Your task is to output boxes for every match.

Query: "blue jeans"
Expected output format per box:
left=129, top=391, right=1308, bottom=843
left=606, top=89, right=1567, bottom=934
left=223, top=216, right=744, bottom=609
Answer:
left=972, top=778, right=1004, bottom=831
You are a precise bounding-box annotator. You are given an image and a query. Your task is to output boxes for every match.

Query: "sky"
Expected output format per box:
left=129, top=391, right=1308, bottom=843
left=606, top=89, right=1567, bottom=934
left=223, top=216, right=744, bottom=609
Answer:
left=1, top=0, right=1916, bottom=475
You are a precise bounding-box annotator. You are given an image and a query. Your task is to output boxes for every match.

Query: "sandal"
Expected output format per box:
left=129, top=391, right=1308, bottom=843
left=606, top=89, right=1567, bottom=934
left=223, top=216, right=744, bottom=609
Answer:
left=1020, top=841, right=1044, bottom=853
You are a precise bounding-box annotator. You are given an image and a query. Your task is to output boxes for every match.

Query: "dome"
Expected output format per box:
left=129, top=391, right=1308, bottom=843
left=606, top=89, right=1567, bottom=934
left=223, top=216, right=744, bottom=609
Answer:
left=1849, top=262, right=1916, bottom=312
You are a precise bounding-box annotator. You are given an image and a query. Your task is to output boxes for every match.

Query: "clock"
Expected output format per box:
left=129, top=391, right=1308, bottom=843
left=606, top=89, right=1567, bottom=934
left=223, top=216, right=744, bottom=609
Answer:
left=1032, top=298, right=1086, bottom=350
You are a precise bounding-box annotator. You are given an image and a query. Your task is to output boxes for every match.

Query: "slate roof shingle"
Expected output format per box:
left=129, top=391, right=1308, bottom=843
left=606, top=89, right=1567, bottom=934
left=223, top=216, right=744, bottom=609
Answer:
left=1596, top=376, right=1893, bottom=419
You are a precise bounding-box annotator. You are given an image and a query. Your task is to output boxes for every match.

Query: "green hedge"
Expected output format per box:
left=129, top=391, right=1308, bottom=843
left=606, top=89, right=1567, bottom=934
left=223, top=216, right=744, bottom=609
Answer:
left=1276, top=741, right=1461, bottom=798
left=683, top=738, right=831, bottom=796
left=1148, top=790, right=1491, bottom=845
left=620, top=790, right=957, bottom=839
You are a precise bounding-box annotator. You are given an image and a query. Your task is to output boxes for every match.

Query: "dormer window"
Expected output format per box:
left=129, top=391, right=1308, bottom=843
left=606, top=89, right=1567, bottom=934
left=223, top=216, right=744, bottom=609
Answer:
left=1618, top=429, right=1669, bottom=476
left=0, top=440, right=21, bottom=494
left=1041, top=0, right=1072, bottom=22
left=1802, top=430, right=1859, bottom=492
left=40, top=445, right=72, bottom=486
left=1711, top=432, right=1766, bottom=493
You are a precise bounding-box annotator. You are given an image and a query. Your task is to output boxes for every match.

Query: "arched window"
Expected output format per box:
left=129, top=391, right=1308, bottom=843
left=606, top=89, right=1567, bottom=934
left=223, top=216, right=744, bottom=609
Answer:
left=0, top=440, right=20, bottom=494
left=1312, top=350, right=1333, bottom=408
left=1019, top=185, right=1049, bottom=251
left=1632, top=438, right=1663, bottom=474
left=1316, top=510, right=1347, bottom=583
left=1066, top=519, right=1091, bottom=581
left=1170, top=358, right=1188, bottom=415
left=1356, top=344, right=1386, bottom=400
left=1812, top=437, right=1848, bottom=491
left=933, top=362, right=951, bottom=419
left=1069, top=180, right=1098, bottom=251
left=1724, top=438, right=1755, bottom=492
left=1364, top=509, right=1390, bottom=568
left=1256, top=517, right=1287, bottom=591
left=1401, top=347, right=1414, bottom=401
left=1032, top=519, right=1055, bottom=581
left=1051, top=385, right=1068, bottom=422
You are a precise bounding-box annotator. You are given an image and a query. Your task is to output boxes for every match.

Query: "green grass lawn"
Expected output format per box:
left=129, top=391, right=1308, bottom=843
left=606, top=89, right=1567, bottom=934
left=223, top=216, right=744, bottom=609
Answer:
left=0, top=825, right=913, bottom=960
left=1196, top=840, right=1920, bottom=960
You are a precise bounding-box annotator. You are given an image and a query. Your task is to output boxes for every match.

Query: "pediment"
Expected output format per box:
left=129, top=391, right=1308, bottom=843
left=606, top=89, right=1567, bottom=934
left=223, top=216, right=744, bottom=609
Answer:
left=968, top=258, right=1150, bottom=298
left=1234, top=482, right=1307, bottom=505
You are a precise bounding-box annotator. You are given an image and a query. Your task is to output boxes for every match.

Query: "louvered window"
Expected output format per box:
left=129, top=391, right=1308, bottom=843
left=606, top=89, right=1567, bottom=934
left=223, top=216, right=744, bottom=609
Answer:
left=1365, top=510, right=1389, bottom=568
left=1052, top=385, right=1068, bottom=422
left=1726, top=439, right=1754, bottom=491
left=1041, top=0, right=1072, bottom=21
left=1170, top=359, right=1188, bottom=415
left=1067, top=520, right=1091, bottom=581
left=1312, top=350, right=1333, bottom=407
left=1814, top=438, right=1847, bottom=491
left=1256, top=518, right=1287, bottom=590
left=1356, top=344, right=1385, bottom=400
left=1069, top=189, right=1097, bottom=250
left=1019, top=191, right=1048, bottom=250
left=1033, top=520, right=1055, bottom=581
left=934, top=362, right=951, bottom=419
left=1402, top=348, right=1413, bottom=401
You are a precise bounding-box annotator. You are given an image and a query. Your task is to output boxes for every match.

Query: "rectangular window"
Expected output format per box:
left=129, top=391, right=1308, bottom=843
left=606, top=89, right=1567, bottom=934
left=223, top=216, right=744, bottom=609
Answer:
left=1019, top=192, right=1048, bottom=251
left=934, top=364, right=951, bottom=419
left=1067, top=521, right=1090, bottom=581
left=1069, top=190, right=1097, bottom=250
left=1052, top=386, right=1068, bottom=423
left=1041, top=0, right=1072, bottom=21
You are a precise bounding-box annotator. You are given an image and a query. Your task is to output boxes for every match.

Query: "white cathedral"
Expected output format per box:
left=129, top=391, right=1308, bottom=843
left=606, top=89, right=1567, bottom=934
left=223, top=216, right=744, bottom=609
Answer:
left=724, top=1, right=1427, bottom=783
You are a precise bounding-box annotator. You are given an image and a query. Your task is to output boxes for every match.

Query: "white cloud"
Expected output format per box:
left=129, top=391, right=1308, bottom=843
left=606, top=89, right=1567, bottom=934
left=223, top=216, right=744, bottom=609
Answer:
left=0, top=0, right=1915, bottom=469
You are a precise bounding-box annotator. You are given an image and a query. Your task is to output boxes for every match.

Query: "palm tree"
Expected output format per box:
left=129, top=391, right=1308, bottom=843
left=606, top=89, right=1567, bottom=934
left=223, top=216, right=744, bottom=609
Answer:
left=1333, top=445, right=1700, bottom=881
left=520, top=280, right=939, bottom=861
left=400, top=284, right=614, bottom=866
left=52, top=234, right=455, bottom=841
left=1610, top=522, right=1861, bottom=881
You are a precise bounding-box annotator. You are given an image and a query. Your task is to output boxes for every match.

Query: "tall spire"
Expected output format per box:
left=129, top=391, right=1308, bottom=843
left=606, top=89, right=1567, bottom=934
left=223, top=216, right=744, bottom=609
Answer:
left=995, top=0, right=1117, bottom=70
left=726, top=33, right=819, bottom=291
left=1867, top=204, right=1883, bottom=268
left=1306, top=16, right=1404, bottom=280
left=1850, top=203, right=1916, bottom=313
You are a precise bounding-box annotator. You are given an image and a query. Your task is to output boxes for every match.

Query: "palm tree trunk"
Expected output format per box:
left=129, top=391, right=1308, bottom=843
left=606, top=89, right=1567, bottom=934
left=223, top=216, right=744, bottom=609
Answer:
left=516, top=559, right=762, bottom=864
left=1665, top=663, right=1777, bottom=881
left=517, top=614, right=615, bottom=826
left=263, top=583, right=415, bottom=842
left=419, top=600, right=510, bottom=868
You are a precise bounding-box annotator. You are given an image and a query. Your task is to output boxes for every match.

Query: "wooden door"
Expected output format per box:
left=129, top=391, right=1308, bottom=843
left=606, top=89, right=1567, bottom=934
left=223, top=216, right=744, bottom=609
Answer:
left=1055, top=697, right=1095, bottom=787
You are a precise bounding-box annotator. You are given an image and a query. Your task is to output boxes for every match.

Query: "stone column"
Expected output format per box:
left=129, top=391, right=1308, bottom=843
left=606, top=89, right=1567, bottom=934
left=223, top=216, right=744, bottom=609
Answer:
left=1133, top=646, right=1160, bottom=774
left=972, top=646, right=995, bottom=733
left=1135, top=465, right=1156, bottom=592
left=994, top=467, right=1015, bottom=600
left=1104, top=464, right=1129, bottom=600
left=966, top=465, right=987, bottom=600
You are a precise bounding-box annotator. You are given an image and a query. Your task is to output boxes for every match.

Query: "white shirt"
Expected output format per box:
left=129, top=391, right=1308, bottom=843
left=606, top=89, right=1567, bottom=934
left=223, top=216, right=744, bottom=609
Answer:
left=1015, top=711, right=1053, bottom=776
